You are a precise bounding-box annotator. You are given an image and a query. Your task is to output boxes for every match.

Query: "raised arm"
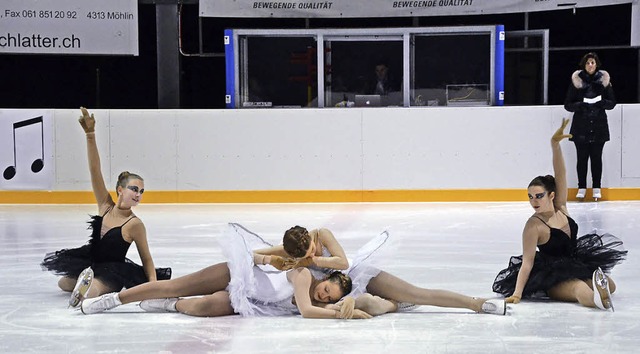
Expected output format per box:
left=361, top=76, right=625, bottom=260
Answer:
left=551, top=118, right=572, bottom=211
left=79, top=107, right=113, bottom=210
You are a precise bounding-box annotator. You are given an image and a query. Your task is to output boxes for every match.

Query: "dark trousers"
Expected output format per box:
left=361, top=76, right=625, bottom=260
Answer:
left=574, top=141, right=606, bottom=188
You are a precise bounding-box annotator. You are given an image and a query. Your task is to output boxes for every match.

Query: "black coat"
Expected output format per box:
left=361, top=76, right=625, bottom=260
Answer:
left=563, top=70, right=616, bottom=143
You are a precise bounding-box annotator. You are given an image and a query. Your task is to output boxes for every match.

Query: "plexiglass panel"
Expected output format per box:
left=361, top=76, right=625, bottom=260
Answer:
left=411, top=34, right=491, bottom=106
left=228, top=26, right=500, bottom=108
left=324, top=38, right=403, bottom=108
left=505, top=33, right=546, bottom=105
left=239, top=36, right=318, bottom=108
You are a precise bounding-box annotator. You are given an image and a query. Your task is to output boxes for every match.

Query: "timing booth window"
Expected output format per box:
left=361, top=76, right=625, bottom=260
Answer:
left=324, top=37, right=403, bottom=108
left=412, top=33, right=491, bottom=107
left=224, top=26, right=504, bottom=108
left=238, top=36, right=318, bottom=108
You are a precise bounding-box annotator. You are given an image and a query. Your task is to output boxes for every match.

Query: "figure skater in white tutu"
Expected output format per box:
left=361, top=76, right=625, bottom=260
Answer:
left=80, top=223, right=370, bottom=319
left=251, top=225, right=506, bottom=317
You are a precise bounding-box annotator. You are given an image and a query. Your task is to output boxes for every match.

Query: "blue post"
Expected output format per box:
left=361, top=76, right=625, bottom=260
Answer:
left=224, top=29, right=235, bottom=109
left=495, top=25, right=505, bottom=106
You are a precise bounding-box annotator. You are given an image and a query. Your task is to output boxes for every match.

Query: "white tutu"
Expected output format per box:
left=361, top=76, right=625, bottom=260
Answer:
left=220, top=223, right=298, bottom=317
left=345, top=230, right=395, bottom=298
left=290, top=230, right=394, bottom=296
left=220, top=223, right=394, bottom=314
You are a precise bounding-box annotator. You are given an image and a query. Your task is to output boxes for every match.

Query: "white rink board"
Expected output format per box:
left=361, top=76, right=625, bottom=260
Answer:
left=1, top=105, right=637, bottom=192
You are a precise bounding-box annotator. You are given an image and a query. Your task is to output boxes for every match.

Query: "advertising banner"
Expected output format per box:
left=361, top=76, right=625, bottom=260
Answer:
left=200, top=0, right=632, bottom=18
left=0, top=0, right=138, bottom=55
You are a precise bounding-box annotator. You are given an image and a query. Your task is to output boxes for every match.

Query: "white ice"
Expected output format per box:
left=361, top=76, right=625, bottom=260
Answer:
left=0, top=201, right=638, bottom=353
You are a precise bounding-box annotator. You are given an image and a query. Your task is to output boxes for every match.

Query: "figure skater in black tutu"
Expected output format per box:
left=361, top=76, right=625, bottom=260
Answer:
left=492, top=118, right=627, bottom=311
left=41, top=107, right=171, bottom=307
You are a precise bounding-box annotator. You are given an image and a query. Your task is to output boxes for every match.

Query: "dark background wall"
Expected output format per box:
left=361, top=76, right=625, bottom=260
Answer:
left=0, top=3, right=636, bottom=109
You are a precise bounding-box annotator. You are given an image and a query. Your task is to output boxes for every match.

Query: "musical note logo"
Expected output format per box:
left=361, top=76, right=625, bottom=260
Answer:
left=3, top=116, right=45, bottom=180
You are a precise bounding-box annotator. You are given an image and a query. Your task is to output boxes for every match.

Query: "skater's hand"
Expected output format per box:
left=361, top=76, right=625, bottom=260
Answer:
left=351, top=309, right=373, bottom=319
left=269, top=255, right=288, bottom=270
left=279, top=256, right=314, bottom=270
left=78, top=107, right=95, bottom=133
left=292, top=257, right=315, bottom=268
left=324, top=303, right=340, bottom=311
left=279, top=257, right=299, bottom=271
left=337, top=296, right=356, bottom=319
left=551, top=118, right=572, bottom=143
left=505, top=295, right=521, bottom=304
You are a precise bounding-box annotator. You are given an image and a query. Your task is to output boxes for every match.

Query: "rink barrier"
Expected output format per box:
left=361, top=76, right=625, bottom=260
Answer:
left=1, top=188, right=638, bottom=204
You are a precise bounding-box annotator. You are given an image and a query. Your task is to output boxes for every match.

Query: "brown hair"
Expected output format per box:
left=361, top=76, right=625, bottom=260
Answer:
left=283, top=225, right=310, bottom=258
left=116, top=171, right=143, bottom=195
left=528, top=175, right=556, bottom=194
left=326, top=271, right=352, bottom=298
left=579, top=52, right=601, bottom=70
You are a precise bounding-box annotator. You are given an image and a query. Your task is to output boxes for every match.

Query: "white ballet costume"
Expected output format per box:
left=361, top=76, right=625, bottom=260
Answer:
left=222, top=223, right=396, bottom=316
left=305, top=231, right=394, bottom=298
left=222, top=223, right=298, bottom=316
left=344, top=231, right=394, bottom=298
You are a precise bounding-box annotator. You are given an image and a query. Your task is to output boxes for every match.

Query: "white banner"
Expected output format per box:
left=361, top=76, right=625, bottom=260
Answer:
left=200, top=0, right=633, bottom=18
left=0, top=0, right=138, bottom=55
left=0, top=110, right=55, bottom=190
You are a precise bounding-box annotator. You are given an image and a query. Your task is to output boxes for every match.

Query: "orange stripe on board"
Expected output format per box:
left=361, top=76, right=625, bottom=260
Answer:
left=0, top=188, right=638, bottom=204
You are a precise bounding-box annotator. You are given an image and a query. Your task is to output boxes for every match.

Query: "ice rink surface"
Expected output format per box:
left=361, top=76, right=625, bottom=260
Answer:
left=0, top=201, right=638, bottom=353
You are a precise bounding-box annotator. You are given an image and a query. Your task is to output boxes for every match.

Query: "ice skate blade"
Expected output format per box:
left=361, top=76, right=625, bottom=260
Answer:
left=592, top=267, right=612, bottom=311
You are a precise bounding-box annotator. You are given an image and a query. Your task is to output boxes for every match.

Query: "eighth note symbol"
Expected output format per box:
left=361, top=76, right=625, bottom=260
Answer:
left=3, top=116, right=45, bottom=180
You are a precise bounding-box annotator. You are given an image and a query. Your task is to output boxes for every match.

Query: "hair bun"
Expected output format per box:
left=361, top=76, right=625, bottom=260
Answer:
left=118, top=171, right=131, bottom=179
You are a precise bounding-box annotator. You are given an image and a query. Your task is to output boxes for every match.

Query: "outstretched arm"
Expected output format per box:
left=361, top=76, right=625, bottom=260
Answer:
left=551, top=118, right=572, bottom=211
left=253, top=245, right=292, bottom=270
left=253, top=245, right=289, bottom=258
left=79, top=107, right=113, bottom=211
left=128, top=221, right=157, bottom=281
left=506, top=219, right=540, bottom=303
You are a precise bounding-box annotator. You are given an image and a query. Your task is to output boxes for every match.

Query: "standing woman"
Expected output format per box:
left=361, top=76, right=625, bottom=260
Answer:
left=41, top=107, right=171, bottom=307
left=492, top=119, right=626, bottom=311
left=563, top=52, right=616, bottom=201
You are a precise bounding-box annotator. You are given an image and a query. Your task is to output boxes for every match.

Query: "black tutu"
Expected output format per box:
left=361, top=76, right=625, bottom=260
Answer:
left=41, top=215, right=171, bottom=290
left=492, top=232, right=627, bottom=297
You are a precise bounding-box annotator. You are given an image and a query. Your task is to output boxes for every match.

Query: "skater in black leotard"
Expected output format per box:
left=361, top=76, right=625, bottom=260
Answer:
left=41, top=107, right=171, bottom=307
left=492, top=118, right=626, bottom=311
